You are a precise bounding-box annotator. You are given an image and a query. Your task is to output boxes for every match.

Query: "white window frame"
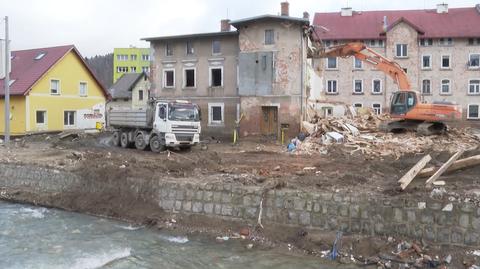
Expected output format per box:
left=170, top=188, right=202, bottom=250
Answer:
left=141, top=54, right=150, bottom=61
left=421, top=54, right=432, bottom=69
left=130, top=66, right=137, bottom=72
left=163, top=69, right=175, bottom=88
left=353, top=58, right=363, bottom=69
left=353, top=79, right=363, bottom=94
left=117, top=66, right=128, bottom=73
left=440, top=79, right=451, bottom=95
left=142, top=66, right=150, bottom=73
left=441, top=54, right=451, bottom=69
left=422, top=79, right=432, bottom=95
left=467, top=104, right=480, bottom=119
left=438, top=37, right=454, bottom=46
left=372, top=103, right=382, bottom=115
left=35, top=110, right=47, bottom=126
left=130, top=54, right=137, bottom=61
left=209, top=66, right=223, bottom=87
left=79, top=81, right=88, bottom=97
left=395, top=44, right=408, bottom=58
left=208, top=103, right=224, bottom=125
left=326, top=57, right=338, bottom=70
left=419, top=38, right=433, bottom=47
left=468, top=53, right=480, bottom=69
left=63, top=110, right=76, bottom=127
left=468, top=79, right=480, bottom=95
left=326, top=80, right=338, bottom=94
left=50, top=79, right=61, bottom=95
left=372, top=79, right=382, bottom=94
left=183, top=67, right=196, bottom=88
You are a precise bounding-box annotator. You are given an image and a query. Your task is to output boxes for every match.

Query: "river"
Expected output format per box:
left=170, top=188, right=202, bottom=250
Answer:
left=0, top=201, right=362, bottom=269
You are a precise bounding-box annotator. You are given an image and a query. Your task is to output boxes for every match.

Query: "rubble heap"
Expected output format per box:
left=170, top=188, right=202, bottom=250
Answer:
left=297, top=109, right=480, bottom=158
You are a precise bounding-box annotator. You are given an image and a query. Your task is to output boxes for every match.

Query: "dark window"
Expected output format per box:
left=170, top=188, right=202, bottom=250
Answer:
left=422, top=55, right=431, bottom=68
left=422, top=80, right=431, bottom=94
left=165, top=43, right=173, bottom=56
left=165, top=70, right=174, bottom=87
left=212, top=40, right=221, bottom=54
left=212, top=106, right=222, bottom=121
left=327, top=57, right=337, bottom=69
left=468, top=105, right=479, bottom=119
left=396, top=44, right=408, bottom=57
left=139, top=90, right=144, bottom=101
left=36, top=111, right=46, bottom=124
left=64, top=111, right=75, bottom=126
left=373, top=79, right=381, bottom=93
left=159, top=105, right=166, bottom=119
left=211, top=68, right=222, bottom=87
left=186, top=41, right=194, bottom=55
left=185, top=69, right=195, bottom=87
left=441, top=55, right=450, bottom=68
left=265, top=29, right=274, bottom=45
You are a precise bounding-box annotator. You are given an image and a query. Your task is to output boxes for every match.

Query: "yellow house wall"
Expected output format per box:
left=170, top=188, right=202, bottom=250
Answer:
left=27, top=50, right=106, bottom=132
left=0, top=96, right=26, bottom=135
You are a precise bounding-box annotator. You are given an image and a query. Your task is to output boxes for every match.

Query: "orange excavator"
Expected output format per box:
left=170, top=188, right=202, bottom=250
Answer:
left=306, top=27, right=462, bottom=135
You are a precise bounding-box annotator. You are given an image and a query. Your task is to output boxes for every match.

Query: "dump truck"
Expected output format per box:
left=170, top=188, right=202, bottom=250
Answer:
left=108, top=99, right=201, bottom=152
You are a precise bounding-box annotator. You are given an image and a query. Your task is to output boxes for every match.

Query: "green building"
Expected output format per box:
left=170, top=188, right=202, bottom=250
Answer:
left=113, top=47, right=151, bottom=83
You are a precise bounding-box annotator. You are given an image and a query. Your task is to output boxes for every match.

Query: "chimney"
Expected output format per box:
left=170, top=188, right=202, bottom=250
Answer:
left=341, top=7, right=353, bottom=17
left=220, top=19, right=231, bottom=32
left=476, top=4, right=480, bottom=14
left=436, top=3, right=448, bottom=13
left=303, top=11, right=310, bottom=20
left=281, top=2, right=289, bottom=16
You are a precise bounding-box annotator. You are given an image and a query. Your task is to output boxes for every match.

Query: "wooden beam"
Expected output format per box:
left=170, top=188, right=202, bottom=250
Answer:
left=425, top=150, right=464, bottom=186
left=398, top=154, right=432, bottom=190
left=417, top=154, right=480, bottom=178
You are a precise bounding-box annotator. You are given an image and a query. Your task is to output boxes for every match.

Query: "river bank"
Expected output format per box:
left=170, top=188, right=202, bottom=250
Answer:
left=1, top=133, right=480, bottom=268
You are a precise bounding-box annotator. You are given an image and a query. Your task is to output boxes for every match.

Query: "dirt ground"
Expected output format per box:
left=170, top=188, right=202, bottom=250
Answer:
left=2, top=131, right=480, bottom=268
left=1, top=131, right=479, bottom=200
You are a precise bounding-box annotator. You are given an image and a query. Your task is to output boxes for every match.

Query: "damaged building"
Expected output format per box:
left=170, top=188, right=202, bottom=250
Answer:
left=143, top=2, right=309, bottom=139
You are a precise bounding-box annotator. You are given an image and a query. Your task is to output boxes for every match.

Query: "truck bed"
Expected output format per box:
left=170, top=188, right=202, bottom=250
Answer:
left=108, top=109, right=151, bottom=128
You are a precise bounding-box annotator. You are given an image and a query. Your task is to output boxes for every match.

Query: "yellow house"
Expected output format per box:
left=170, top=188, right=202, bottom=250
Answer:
left=0, top=45, right=108, bottom=135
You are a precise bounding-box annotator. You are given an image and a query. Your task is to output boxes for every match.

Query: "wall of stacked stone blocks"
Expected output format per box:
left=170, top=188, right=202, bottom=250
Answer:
left=1, top=163, right=479, bottom=247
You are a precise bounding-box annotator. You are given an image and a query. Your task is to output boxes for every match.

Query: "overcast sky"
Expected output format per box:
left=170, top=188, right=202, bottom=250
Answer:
left=0, top=0, right=478, bottom=57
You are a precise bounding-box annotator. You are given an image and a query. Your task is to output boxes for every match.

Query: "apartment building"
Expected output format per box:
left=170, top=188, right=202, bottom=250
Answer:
left=311, top=4, right=480, bottom=120
left=113, top=47, right=151, bottom=83
left=143, top=2, right=309, bottom=139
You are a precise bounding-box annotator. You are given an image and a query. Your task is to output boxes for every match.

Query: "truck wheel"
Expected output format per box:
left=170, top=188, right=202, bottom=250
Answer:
left=112, top=131, right=120, bottom=147
left=149, top=136, right=165, bottom=153
left=135, top=133, right=148, bottom=150
left=120, top=132, right=131, bottom=148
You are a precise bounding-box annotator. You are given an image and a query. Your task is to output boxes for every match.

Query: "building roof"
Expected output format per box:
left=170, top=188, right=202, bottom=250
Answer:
left=312, top=7, right=480, bottom=40
left=0, top=45, right=108, bottom=97
left=230, top=14, right=309, bottom=27
left=108, top=72, right=147, bottom=99
left=142, top=31, right=238, bottom=42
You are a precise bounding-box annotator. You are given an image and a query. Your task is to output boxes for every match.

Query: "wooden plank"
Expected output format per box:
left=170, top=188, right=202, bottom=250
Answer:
left=425, top=150, right=464, bottom=186
left=417, top=154, right=480, bottom=178
left=398, top=154, right=432, bottom=190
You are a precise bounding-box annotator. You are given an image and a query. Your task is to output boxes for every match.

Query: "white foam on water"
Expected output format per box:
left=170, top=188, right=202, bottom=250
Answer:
left=70, top=248, right=131, bottom=269
left=115, top=224, right=144, bottom=231
left=19, top=207, right=48, bottom=219
left=159, top=235, right=189, bottom=244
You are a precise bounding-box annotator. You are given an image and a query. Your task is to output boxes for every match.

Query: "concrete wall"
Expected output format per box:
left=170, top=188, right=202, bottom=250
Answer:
left=150, top=34, right=239, bottom=139
left=2, top=163, right=480, bottom=247
left=316, top=22, right=480, bottom=121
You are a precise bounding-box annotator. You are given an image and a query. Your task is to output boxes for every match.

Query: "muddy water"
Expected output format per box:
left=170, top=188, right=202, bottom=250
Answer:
left=0, top=201, right=361, bottom=269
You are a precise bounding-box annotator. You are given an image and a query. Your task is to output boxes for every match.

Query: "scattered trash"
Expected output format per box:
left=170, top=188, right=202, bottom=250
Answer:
left=418, top=202, right=426, bottom=209
left=273, top=166, right=280, bottom=171
left=442, top=203, right=453, bottom=212
left=215, top=236, right=229, bottom=242
left=119, top=165, right=126, bottom=169
left=443, top=254, right=452, bottom=264
left=246, top=243, right=254, bottom=249
left=239, top=227, right=250, bottom=237
left=330, top=231, right=343, bottom=260
left=287, top=142, right=296, bottom=152
left=433, top=180, right=446, bottom=186
left=430, top=188, right=447, bottom=199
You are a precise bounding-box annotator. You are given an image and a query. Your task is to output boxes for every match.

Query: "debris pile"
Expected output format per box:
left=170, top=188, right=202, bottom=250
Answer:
left=297, top=110, right=479, bottom=158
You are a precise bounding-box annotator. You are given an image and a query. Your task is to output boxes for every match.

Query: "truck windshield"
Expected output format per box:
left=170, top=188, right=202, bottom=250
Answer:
left=168, top=103, right=200, bottom=121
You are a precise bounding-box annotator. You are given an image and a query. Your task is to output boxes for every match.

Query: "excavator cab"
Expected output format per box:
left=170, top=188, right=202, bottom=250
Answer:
left=390, top=91, right=417, bottom=116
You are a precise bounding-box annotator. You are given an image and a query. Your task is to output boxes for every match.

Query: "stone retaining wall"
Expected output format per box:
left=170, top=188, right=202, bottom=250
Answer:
left=1, top=163, right=479, bottom=247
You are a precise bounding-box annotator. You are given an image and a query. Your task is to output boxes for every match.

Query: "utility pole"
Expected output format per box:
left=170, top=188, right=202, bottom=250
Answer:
left=3, top=16, right=10, bottom=145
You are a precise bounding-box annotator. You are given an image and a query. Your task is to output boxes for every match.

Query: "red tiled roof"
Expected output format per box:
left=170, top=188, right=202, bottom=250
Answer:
left=0, top=45, right=108, bottom=98
left=312, top=7, right=480, bottom=40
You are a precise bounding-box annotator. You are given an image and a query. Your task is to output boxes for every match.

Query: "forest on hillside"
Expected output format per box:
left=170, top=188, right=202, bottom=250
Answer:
left=85, top=53, right=113, bottom=89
